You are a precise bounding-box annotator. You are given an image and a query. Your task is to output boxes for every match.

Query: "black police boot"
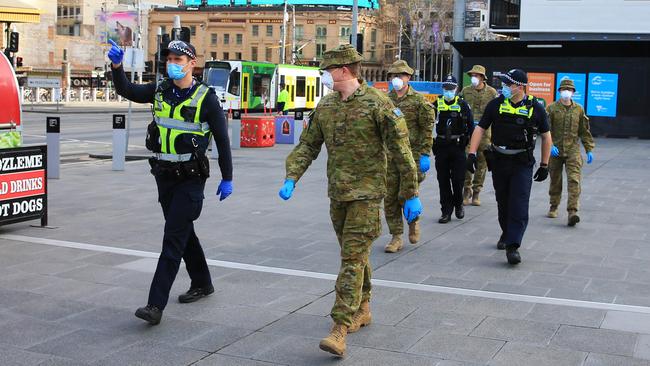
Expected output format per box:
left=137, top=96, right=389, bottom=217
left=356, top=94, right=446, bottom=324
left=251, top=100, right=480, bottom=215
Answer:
left=438, top=214, right=451, bottom=224
left=135, top=304, right=162, bottom=325
left=497, top=240, right=506, bottom=250
left=179, top=284, right=215, bottom=304
left=505, top=246, right=521, bottom=265
left=455, top=205, right=465, bottom=219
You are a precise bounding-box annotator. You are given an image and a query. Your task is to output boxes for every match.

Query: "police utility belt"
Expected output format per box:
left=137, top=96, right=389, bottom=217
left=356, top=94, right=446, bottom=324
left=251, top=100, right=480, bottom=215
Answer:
left=148, top=153, right=210, bottom=180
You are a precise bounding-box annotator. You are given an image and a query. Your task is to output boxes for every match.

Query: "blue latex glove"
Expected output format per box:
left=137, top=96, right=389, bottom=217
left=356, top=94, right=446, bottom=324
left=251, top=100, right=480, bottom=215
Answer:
left=586, top=151, right=593, bottom=164
left=278, top=179, right=295, bottom=200
left=419, top=154, right=430, bottom=173
left=551, top=145, right=560, bottom=157
left=403, top=196, right=423, bottom=223
left=107, top=39, right=124, bottom=65
left=216, top=180, right=232, bottom=201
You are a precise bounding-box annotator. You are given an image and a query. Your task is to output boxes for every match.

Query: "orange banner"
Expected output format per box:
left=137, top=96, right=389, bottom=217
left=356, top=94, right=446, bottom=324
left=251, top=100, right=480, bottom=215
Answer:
left=527, top=73, right=555, bottom=107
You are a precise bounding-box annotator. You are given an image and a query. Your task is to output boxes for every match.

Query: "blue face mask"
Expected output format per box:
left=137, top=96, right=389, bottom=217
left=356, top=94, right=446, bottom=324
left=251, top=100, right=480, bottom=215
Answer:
left=443, top=90, right=456, bottom=100
left=501, top=85, right=512, bottom=99
left=167, top=63, right=188, bottom=80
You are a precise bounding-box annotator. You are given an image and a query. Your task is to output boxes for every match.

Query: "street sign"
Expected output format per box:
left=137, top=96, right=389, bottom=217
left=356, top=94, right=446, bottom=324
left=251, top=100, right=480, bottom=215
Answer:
left=465, top=11, right=482, bottom=28
left=27, top=77, right=62, bottom=88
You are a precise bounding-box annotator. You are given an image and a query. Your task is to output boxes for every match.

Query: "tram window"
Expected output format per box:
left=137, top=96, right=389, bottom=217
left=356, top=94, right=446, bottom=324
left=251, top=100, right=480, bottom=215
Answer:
left=316, top=77, right=321, bottom=97
left=296, top=76, right=306, bottom=97
left=228, top=70, right=241, bottom=96
left=205, top=68, right=229, bottom=92
left=253, top=73, right=272, bottom=98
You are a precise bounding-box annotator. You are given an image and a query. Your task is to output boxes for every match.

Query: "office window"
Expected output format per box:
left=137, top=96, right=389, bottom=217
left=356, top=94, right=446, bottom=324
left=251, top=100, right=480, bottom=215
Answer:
left=295, top=25, right=304, bottom=40
left=489, top=0, right=521, bottom=29
left=340, top=26, right=351, bottom=38
left=371, top=29, right=377, bottom=43
left=236, top=52, right=242, bottom=59
left=316, top=43, right=327, bottom=57
left=190, top=25, right=196, bottom=36
left=266, top=25, right=273, bottom=36
left=224, top=34, right=230, bottom=44
left=160, top=25, right=166, bottom=35
left=252, top=46, right=258, bottom=61
left=252, top=25, right=259, bottom=37
left=236, top=34, right=243, bottom=45
left=265, top=47, right=272, bottom=62
left=223, top=52, right=229, bottom=60
left=210, top=51, right=217, bottom=60
left=316, top=26, right=327, bottom=38
left=211, top=33, right=218, bottom=45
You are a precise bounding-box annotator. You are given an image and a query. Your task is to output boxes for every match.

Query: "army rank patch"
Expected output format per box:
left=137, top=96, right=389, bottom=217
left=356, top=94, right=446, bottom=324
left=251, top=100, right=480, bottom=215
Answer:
left=393, top=108, right=404, bottom=118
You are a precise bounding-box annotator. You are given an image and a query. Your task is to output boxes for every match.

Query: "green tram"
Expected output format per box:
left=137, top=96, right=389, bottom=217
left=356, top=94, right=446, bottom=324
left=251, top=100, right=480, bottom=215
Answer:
left=203, top=60, right=326, bottom=115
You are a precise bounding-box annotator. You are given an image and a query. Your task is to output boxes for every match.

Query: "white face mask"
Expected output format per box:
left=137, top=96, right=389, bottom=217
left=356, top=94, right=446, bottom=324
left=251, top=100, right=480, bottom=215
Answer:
left=471, top=76, right=480, bottom=87
left=560, top=90, right=573, bottom=100
left=321, top=71, right=334, bottom=90
left=391, top=77, right=405, bottom=91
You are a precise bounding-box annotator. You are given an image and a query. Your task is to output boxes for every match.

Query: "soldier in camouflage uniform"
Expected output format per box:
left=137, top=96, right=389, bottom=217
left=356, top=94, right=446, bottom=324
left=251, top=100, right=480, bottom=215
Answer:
left=278, top=45, right=421, bottom=357
left=460, top=65, right=498, bottom=206
left=383, top=60, right=435, bottom=253
left=546, top=78, right=595, bottom=226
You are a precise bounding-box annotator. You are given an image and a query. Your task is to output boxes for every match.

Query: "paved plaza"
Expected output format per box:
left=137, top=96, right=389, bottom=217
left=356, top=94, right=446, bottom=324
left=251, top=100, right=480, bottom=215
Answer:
left=1, top=114, right=650, bottom=365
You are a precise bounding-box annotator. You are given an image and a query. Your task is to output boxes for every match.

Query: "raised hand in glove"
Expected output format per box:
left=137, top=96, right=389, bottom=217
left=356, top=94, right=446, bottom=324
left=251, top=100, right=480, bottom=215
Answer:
left=107, top=39, right=124, bottom=65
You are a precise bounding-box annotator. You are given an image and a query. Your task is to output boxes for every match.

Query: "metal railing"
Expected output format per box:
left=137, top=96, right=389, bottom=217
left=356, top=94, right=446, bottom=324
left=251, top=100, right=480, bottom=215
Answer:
left=20, top=87, right=125, bottom=104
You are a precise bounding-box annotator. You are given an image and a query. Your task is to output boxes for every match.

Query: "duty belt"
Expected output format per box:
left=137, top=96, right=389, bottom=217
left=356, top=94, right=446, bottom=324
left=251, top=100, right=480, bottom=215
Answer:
left=437, top=134, right=463, bottom=140
left=492, top=144, right=527, bottom=155
left=155, top=153, right=193, bottom=162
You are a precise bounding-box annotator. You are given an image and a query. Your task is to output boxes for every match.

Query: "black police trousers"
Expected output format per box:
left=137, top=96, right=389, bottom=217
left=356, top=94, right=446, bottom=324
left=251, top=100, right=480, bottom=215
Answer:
left=148, top=175, right=212, bottom=310
left=434, top=142, right=467, bottom=215
left=491, top=154, right=534, bottom=249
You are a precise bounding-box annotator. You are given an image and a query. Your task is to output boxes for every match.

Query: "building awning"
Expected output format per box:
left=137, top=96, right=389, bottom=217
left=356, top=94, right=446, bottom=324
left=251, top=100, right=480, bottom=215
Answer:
left=0, top=0, right=41, bottom=24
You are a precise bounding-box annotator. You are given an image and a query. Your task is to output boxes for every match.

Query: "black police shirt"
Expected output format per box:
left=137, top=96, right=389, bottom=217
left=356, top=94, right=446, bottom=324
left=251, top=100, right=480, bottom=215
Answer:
left=478, top=95, right=550, bottom=134
left=112, top=65, right=232, bottom=181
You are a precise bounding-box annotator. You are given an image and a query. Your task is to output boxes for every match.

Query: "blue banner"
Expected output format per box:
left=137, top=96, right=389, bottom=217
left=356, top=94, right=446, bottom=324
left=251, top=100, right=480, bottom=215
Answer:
left=587, top=73, right=618, bottom=117
left=556, top=73, right=586, bottom=107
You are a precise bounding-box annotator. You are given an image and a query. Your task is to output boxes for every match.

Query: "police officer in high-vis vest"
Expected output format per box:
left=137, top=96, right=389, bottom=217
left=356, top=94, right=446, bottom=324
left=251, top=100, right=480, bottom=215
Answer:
left=467, top=69, right=552, bottom=265
left=108, top=39, right=233, bottom=325
left=433, top=75, right=474, bottom=224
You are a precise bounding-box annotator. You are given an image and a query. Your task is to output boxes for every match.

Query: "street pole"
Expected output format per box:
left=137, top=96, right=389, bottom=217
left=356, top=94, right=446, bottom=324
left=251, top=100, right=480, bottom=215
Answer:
left=291, top=4, right=296, bottom=64
left=397, top=17, right=402, bottom=60
left=351, top=0, right=358, bottom=49
left=281, top=0, right=288, bottom=64
left=452, top=0, right=465, bottom=81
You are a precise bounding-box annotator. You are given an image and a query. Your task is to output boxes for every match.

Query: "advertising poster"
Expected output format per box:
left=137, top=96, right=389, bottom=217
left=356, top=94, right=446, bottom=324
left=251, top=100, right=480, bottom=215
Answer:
left=96, top=11, right=138, bottom=47
left=587, top=73, right=618, bottom=117
left=527, top=73, right=555, bottom=107
left=556, top=73, right=586, bottom=107
left=0, top=146, right=47, bottom=226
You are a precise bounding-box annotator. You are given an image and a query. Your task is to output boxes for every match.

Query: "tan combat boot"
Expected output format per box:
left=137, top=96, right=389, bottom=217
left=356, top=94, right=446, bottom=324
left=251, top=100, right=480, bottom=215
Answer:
left=408, top=221, right=420, bottom=244
left=471, top=191, right=481, bottom=206
left=348, top=301, right=372, bottom=333
left=568, top=211, right=580, bottom=227
left=463, top=187, right=472, bottom=206
left=384, top=235, right=403, bottom=253
left=319, top=324, right=347, bottom=356
left=547, top=206, right=558, bottom=218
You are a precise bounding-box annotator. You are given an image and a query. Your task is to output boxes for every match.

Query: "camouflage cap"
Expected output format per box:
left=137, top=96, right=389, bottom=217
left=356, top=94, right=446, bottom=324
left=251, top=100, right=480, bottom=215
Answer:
left=387, top=60, right=414, bottom=76
left=466, top=64, right=486, bottom=78
left=319, top=44, right=364, bottom=70
left=558, top=78, right=576, bottom=91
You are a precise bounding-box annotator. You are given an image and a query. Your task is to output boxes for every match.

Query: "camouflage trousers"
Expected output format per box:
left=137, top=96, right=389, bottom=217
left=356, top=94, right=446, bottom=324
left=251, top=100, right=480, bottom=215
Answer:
left=384, top=160, right=425, bottom=235
left=330, top=198, right=381, bottom=327
left=464, top=142, right=489, bottom=193
left=549, top=153, right=583, bottom=212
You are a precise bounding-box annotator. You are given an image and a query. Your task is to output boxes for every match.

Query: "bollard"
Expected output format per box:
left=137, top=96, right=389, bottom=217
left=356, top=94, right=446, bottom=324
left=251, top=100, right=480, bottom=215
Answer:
left=19, top=86, right=24, bottom=104
left=35, top=87, right=41, bottom=103
left=230, top=119, right=241, bottom=150
left=105, top=87, right=109, bottom=102
left=46, top=117, right=60, bottom=179
left=92, top=88, right=97, bottom=102
left=112, top=114, right=126, bottom=171
left=65, top=88, right=70, bottom=102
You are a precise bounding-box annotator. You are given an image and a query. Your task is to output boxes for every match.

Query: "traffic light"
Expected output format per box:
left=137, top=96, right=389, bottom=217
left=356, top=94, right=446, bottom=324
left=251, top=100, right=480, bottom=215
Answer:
left=8, top=32, right=19, bottom=53
left=157, top=34, right=170, bottom=73
left=16, top=57, right=23, bottom=67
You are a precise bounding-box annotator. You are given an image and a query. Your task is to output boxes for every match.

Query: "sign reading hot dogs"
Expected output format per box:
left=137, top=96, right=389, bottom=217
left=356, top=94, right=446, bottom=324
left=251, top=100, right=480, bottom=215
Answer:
left=0, top=146, right=48, bottom=226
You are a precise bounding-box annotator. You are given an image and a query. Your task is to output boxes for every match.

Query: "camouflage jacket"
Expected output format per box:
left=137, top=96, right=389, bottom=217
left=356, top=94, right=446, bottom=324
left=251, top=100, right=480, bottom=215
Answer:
left=460, top=84, right=498, bottom=144
left=546, top=101, right=595, bottom=155
left=388, top=85, right=435, bottom=158
left=285, top=80, right=418, bottom=201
